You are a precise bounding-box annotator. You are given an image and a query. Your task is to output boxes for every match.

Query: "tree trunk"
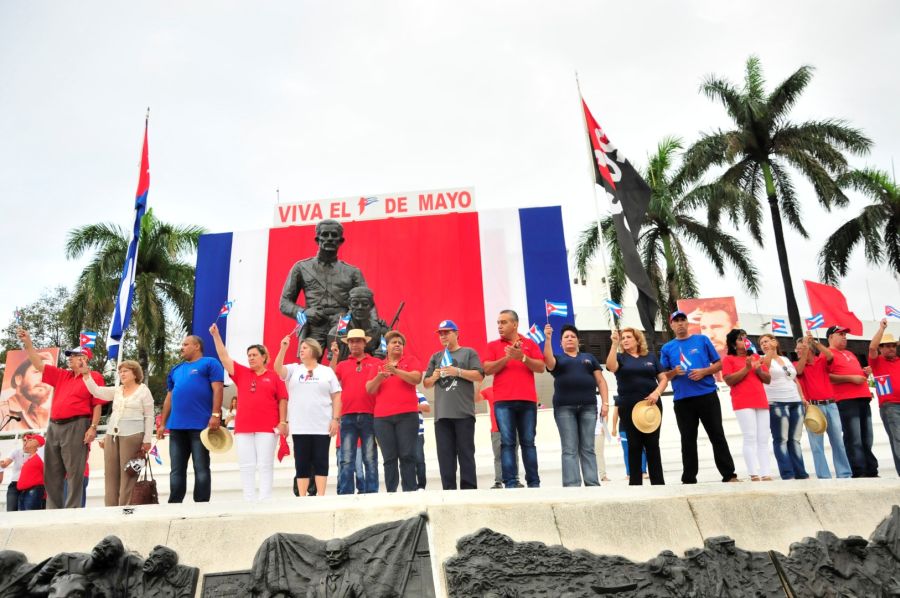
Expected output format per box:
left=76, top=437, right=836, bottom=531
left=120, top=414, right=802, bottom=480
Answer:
left=762, top=163, right=803, bottom=338
left=661, top=233, right=680, bottom=318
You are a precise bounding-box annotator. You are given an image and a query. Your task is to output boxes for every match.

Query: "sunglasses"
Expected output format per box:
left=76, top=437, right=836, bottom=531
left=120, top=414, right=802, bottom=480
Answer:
left=782, top=366, right=793, bottom=378
left=250, top=379, right=257, bottom=393
left=355, top=360, right=362, bottom=373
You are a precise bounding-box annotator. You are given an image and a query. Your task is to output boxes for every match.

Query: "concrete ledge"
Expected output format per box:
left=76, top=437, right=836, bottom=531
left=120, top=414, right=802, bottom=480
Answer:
left=1, top=479, right=898, bottom=597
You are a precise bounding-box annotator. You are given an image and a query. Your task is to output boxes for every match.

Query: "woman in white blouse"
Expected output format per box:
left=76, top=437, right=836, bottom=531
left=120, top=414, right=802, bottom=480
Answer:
left=83, top=360, right=155, bottom=506
left=759, top=334, right=810, bottom=480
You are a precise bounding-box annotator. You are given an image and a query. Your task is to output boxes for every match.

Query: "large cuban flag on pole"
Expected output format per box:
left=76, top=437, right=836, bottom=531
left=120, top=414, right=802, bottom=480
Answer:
left=107, top=112, right=150, bottom=361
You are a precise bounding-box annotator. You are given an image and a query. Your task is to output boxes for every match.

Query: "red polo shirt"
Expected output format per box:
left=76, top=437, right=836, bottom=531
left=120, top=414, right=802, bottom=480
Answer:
left=17, top=453, right=44, bottom=491
left=483, top=336, right=542, bottom=403
left=870, top=355, right=900, bottom=406
left=231, top=363, right=287, bottom=433
left=335, top=355, right=380, bottom=415
left=827, top=349, right=871, bottom=401
left=373, top=355, right=422, bottom=418
left=42, top=366, right=107, bottom=419
left=794, top=354, right=836, bottom=402
left=480, top=386, right=499, bottom=433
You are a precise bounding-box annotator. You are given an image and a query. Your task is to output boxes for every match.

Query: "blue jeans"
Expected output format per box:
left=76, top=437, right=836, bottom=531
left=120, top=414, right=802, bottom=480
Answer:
left=335, top=445, right=367, bottom=493
left=553, top=404, right=599, bottom=487
left=838, top=398, right=879, bottom=477
left=338, top=413, right=379, bottom=495
left=415, top=435, right=426, bottom=489
left=18, top=486, right=45, bottom=511
left=806, top=402, right=852, bottom=479
left=770, top=403, right=809, bottom=480
left=619, top=429, right=647, bottom=476
left=168, top=429, right=211, bottom=503
left=494, top=401, right=539, bottom=488
left=880, top=402, right=900, bottom=476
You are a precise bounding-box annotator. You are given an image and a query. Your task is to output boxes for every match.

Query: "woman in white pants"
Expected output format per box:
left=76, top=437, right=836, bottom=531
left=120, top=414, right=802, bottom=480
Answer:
left=721, top=329, right=773, bottom=481
left=210, top=323, right=288, bottom=501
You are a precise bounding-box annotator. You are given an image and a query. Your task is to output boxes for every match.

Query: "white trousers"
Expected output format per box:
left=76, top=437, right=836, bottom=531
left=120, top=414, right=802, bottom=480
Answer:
left=235, top=432, right=277, bottom=501
left=734, top=408, right=771, bottom=477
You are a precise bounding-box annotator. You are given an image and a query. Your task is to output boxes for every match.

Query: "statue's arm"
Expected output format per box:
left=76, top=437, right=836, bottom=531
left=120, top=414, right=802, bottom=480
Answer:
left=279, top=264, right=303, bottom=318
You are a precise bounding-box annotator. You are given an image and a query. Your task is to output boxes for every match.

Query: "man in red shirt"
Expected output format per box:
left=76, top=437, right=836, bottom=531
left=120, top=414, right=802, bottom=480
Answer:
left=483, top=310, right=545, bottom=488
left=17, top=329, right=106, bottom=508
left=331, top=329, right=380, bottom=494
left=827, top=325, right=878, bottom=477
left=869, top=318, right=900, bottom=476
left=794, top=333, right=851, bottom=478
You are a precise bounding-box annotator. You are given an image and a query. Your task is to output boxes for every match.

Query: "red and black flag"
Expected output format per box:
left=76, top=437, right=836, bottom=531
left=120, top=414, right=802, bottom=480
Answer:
left=581, top=97, right=659, bottom=338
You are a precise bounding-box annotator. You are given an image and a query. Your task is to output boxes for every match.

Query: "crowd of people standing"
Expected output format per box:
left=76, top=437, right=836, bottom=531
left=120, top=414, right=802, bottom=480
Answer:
left=3, top=308, right=898, bottom=509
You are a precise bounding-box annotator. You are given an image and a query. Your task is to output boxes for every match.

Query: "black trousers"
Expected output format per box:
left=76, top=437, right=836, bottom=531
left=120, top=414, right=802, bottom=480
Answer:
left=434, top=416, right=477, bottom=490
left=673, top=391, right=735, bottom=483
left=619, top=399, right=665, bottom=485
left=374, top=412, right=419, bottom=492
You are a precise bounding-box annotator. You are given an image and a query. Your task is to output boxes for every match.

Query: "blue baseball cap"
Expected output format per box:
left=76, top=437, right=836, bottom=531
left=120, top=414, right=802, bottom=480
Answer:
left=669, top=310, right=688, bottom=322
left=436, top=320, right=459, bottom=332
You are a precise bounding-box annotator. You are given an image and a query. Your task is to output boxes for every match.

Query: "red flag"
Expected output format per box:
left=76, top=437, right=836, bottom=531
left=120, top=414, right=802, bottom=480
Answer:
left=277, top=434, right=290, bottom=462
left=804, top=280, right=863, bottom=335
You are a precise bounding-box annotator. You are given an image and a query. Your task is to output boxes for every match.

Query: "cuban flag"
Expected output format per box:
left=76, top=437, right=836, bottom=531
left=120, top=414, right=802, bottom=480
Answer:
left=79, top=331, right=98, bottom=349
left=440, top=348, right=453, bottom=367
left=545, top=300, right=568, bottom=318
left=886, top=305, right=900, bottom=320
left=106, top=116, right=149, bottom=361
left=743, top=337, right=759, bottom=354
left=805, top=313, right=825, bottom=330
left=604, top=299, right=623, bottom=319
left=13, top=307, right=23, bottom=326
left=148, top=444, right=163, bottom=465
left=379, top=335, right=387, bottom=353
left=526, top=323, right=545, bottom=344
left=218, top=301, right=234, bottom=318
left=336, top=313, right=351, bottom=335
left=875, top=375, right=893, bottom=398
left=771, top=318, right=789, bottom=336
left=293, top=309, right=308, bottom=333
left=679, top=350, right=692, bottom=370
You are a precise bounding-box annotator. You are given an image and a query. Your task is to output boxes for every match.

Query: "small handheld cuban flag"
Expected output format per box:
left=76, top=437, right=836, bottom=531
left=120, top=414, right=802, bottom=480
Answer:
left=743, top=337, right=759, bottom=354
left=771, top=318, right=789, bottom=336
left=79, top=330, right=98, bottom=349
left=148, top=444, right=163, bottom=466
left=805, top=313, right=825, bottom=330
left=13, top=307, right=23, bottom=326
left=440, top=349, right=453, bottom=367
left=545, top=300, right=568, bottom=318
left=526, top=323, right=545, bottom=344
left=679, top=350, right=692, bottom=370
left=604, top=299, right=623, bottom=319
left=875, top=375, right=893, bottom=398
left=379, top=335, right=387, bottom=353
left=886, top=305, right=900, bottom=320
left=293, top=310, right=308, bottom=334
left=336, top=314, right=351, bottom=335
left=218, top=301, right=234, bottom=318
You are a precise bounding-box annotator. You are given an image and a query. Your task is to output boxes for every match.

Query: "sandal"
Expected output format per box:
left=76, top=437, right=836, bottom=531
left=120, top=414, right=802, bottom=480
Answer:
left=750, top=475, right=760, bottom=482
left=760, top=476, right=774, bottom=481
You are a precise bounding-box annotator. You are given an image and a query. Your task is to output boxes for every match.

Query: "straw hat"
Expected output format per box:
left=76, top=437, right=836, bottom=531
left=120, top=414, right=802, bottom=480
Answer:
left=804, top=405, right=827, bottom=435
left=879, top=332, right=898, bottom=345
left=200, top=426, right=234, bottom=453
left=340, top=329, right=371, bottom=344
left=632, top=399, right=662, bottom=434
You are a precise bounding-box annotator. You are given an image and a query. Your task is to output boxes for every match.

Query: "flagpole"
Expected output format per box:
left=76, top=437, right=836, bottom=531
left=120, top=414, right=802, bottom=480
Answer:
left=575, top=72, right=617, bottom=332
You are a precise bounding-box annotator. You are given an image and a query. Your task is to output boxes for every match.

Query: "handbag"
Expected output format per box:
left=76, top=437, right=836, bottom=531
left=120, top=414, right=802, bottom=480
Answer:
left=130, top=456, right=159, bottom=505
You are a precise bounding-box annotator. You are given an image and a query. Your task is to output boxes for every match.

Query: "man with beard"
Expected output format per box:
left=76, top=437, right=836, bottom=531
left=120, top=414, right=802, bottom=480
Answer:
left=29, top=536, right=142, bottom=596
left=1, top=351, right=55, bottom=431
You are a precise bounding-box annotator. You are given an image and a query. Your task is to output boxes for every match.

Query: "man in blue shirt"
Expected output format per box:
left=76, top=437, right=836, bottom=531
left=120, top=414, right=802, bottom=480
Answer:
left=660, top=310, right=737, bottom=484
left=157, top=335, right=224, bottom=502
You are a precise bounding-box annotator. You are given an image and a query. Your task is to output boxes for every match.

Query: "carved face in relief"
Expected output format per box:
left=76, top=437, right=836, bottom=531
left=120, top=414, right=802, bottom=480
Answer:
left=324, top=539, right=348, bottom=570
left=143, top=546, right=178, bottom=575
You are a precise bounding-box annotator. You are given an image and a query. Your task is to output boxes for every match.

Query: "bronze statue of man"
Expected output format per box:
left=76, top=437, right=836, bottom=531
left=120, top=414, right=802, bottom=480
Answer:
left=28, top=536, right=142, bottom=597
left=280, top=219, right=368, bottom=355
left=141, top=545, right=199, bottom=598
left=328, top=286, right=389, bottom=362
left=306, top=539, right=365, bottom=598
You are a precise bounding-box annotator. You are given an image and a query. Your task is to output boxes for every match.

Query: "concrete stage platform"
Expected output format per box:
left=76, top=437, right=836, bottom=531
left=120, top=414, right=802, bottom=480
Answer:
left=1, top=478, right=899, bottom=596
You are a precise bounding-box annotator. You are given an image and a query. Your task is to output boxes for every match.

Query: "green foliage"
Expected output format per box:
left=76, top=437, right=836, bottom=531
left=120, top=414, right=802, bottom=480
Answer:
left=1, top=286, right=72, bottom=367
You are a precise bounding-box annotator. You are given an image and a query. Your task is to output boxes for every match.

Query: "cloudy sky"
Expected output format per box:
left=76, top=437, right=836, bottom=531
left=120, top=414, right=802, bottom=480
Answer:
left=1, top=1, right=898, bottom=335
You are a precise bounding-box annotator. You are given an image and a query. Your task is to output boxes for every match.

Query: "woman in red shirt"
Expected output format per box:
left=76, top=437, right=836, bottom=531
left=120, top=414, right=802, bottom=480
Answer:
left=366, top=331, right=423, bottom=492
left=210, top=323, right=288, bottom=502
left=722, top=329, right=772, bottom=481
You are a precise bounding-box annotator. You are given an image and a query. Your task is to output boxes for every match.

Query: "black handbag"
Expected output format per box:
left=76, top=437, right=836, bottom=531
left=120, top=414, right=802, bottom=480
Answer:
left=130, top=456, right=159, bottom=505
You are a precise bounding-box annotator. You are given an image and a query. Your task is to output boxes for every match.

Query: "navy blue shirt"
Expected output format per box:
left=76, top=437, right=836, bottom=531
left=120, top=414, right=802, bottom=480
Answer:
left=166, top=357, right=225, bottom=429
left=614, top=352, right=662, bottom=404
left=659, top=335, right=719, bottom=400
left=549, top=352, right=602, bottom=407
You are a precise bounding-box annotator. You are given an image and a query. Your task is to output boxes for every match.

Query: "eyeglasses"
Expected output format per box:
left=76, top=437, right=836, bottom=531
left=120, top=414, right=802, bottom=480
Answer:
left=250, top=379, right=257, bottom=393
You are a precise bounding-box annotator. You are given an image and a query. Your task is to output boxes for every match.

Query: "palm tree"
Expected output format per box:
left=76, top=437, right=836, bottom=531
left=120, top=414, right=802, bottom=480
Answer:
left=819, top=168, right=900, bottom=283
left=575, top=136, right=760, bottom=320
left=65, top=209, right=204, bottom=375
left=679, top=56, right=871, bottom=335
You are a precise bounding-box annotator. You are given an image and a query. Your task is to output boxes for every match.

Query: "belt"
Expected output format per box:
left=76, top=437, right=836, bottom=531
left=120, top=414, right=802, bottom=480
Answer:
left=50, top=415, right=91, bottom=425
left=808, top=399, right=835, bottom=405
